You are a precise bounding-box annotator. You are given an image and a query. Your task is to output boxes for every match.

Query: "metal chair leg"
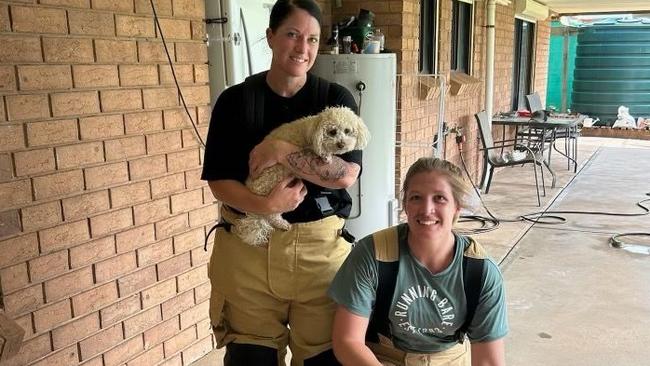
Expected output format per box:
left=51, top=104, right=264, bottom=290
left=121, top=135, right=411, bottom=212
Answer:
left=485, top=168, right=495, bottom=194
left=533, top=159, right=541, bottom=206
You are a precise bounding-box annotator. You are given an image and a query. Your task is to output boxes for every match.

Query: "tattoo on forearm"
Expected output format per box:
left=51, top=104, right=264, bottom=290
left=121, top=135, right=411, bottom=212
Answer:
left=286, top=150, right=347, bottom=181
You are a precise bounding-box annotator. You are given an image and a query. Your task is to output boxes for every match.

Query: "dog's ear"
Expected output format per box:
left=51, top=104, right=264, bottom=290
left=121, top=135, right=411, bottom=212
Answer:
left=353, top=115, right=371, bottom=149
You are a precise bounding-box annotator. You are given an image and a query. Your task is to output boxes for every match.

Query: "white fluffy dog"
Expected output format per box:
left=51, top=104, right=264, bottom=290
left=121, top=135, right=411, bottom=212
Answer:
left=234, top=106, right=370, bottom=246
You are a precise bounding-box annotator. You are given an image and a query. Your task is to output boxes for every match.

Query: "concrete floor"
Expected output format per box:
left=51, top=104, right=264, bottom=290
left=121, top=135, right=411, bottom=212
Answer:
left=191, top=137, right=650, bottom=366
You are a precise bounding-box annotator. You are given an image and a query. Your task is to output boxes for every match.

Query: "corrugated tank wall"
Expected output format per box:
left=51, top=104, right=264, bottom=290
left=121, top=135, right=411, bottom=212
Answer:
left=572, top=21, right=650, bottom=123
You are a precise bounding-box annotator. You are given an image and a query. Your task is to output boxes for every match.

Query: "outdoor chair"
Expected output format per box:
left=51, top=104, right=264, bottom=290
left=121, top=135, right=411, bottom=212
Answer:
left=476, top=111, right=546, bottom=206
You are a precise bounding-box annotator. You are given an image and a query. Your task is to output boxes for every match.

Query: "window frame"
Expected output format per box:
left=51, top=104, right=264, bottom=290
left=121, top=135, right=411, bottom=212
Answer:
left=450, top=0, right=474, bottom=75
left=419, top=0, right=439, bottom=75
left=511, top=17, right=537, bottom=111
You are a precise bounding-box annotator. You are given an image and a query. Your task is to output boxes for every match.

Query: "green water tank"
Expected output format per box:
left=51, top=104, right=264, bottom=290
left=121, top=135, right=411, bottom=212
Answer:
left=572, top=20, right=650, bottom=123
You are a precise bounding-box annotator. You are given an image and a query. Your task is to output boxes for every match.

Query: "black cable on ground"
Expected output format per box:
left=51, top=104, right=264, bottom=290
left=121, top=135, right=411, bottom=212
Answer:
left=454, top=137, right=650, bottom=249
left=150, top=0, right=207, bottom=149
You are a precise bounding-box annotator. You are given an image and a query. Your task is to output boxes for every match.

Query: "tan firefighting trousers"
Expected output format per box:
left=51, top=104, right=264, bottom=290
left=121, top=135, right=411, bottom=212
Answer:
left=369, top=335, right=471, bottom=366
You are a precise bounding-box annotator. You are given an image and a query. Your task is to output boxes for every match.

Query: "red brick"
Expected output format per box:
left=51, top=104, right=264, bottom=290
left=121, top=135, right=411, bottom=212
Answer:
left=170, top=188, right=203, bottom=214
left=194, top=281, right=210, bottom=303
left=14, top=148, right=56, bottom=177
left=0, top=179, right=32, bottom=210
left=31, top=345, right=78, bottom=366
left=124, top=110, right=163, bottom=134
left=40, top=0, right=89, bottom=8
left=11, top=5, right=68, bottom=34
left=172, top=0, right=204, bottom=18
left=196, top=317, right=211, bottom=338
left=167, top=148, right=200, bottom=173
left=129, top=155, right=167, bottom=181
left=158, top=354, right=182, bottom=366
left=15, top=314, right=35, bottom=340
left=143, top=87, right=178, bottom=109
left=105, top=138, right=143, bottom=164
left=79, top=114, right=124, bottom=140
left=3, top=283, right=43, bottom=315
left=51, top=91, right=100, bottom=117
left=70, top=236, right=115, bottom=269
left=95, top=39, right=138, bottom=63
left=177, top=265, right=207, bottom=292
left=0, top=233, right=38, bottom=268
left=156, top=213, right=189, bottom=239
left=68, top=9, right=114, bottom=36
left=159, top=64, right=193, bottom=85
left=141, top=277, right=175, bottom=309
left=62, top=190, right=110, bottom=221
left=104, top=335, right=144, bottom=366
left=196, top=105, right=211, bottom=126
left=156, top=18, right=191, bottom=39
left=157, top=252, right=190, bottom=281
left=194, top=64, right=209, bottom=83
left=90, top=207, right=133, bottom=237
left=0, top=263, right=29, bottom=293
left=94, top=252, right=137, bottom=283
left=85, top=161, right=129, bottom=190
left=110, top=182, right=151, bottom=209
left=56, top=142, right=104, bottom=169
left=17, top=65, right=72, bottom=91
left=0, top=6, right=10, bottom=33
left=33, top=170, right=84, bottom=200
left=93, top=0, right=133, bottom=12
left=80, top=355, right=104, bottom=366
left=126, top=343, right=164, bottom=366
left=100, top=294, right=140, bottom=327
left=124, top=306, right=162, bottom=338
left=133, top=197, right=171, bottom=225
left=182, top=125, right=208, bottom=148
left=137, top=41, right=174, bottom=62
left=100, top=89, right=143, bottom=112
left=117, top=266, right=156, bottom=296
left=43, top=37, right=94, bottom=63
left=1, top=333, right=51, bottom=366
left=180, top=299, right=209, bottom=330
left=115, top=223, right=155, bottom=253
left=179, top=85, right=210, bottom=106
left=5, top=94, right=49, bottom=121
left=151, top=172, right=185, bottom=198
left=39, top=219, right=89, bottom=253
left=191, top=245, right=210, bottom=266
left=0, top=124, right=25, bottom=153
left=182, top=334, right=213, bottom=364
left=52, top=312, right=100, bottom=350
left=33, top=299, right=71, bottom=333
left=162, top=108, right=194, bottom=129
left=79, top=323, right=123, bottom=361
left=0, top=35, right=42, bottom=63
left=72, top=281, right=118, bottom=316
left=29, top=250, right=69, bottom=283
left=0, top=209, right=21, bottom=238
left=175, top=42, right=208, bottom=63
left=172, top=227, right=203, bottom=253
left=26, top=119, right=78, bottom=147
left=0, top=153, right=12, bottom=182
left=45, top=266, right=94, bottom=302
left=120, top=64, right=158, bottom=87
left=143, top=316, right=179, bottom=348
left=21, top=201, right=62, bottom=232
left=138, top=238, right=174, bottom=267
left=189, top=203, right=218, bottom=228
left=163, top=325, right=195, bottom=357
left=73, top=65, right=119, bottom=88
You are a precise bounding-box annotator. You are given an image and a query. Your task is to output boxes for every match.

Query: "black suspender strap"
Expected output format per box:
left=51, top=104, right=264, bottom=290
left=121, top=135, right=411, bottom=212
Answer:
left=458, top=255, right=485, bottom=342
left=243, top=71, right=268, bottom=131
left=366, top=260, right=398, bottom=343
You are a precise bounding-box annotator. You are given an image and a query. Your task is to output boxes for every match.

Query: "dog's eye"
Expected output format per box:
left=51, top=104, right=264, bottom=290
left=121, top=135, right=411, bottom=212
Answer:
left=327, top=129, right=337, bottom=137
left=344, top=128, right=351, bottom=134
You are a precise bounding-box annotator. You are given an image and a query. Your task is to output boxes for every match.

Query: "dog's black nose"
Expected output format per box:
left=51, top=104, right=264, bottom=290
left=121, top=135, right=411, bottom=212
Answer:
left=337, top=142, right=345, bottom=149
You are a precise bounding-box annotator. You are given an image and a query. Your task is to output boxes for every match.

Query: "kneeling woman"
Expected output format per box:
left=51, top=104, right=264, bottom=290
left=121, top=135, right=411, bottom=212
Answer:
left=328, top=157, right=508, bottom=366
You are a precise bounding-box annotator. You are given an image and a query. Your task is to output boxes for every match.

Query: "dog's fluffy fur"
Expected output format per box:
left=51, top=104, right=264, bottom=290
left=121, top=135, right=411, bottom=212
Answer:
left=234, top=107, right=370, bottom=246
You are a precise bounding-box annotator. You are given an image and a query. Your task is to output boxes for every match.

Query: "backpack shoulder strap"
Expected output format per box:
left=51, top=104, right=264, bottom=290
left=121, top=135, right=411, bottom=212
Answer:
left=365, top=225, right=400, bottom=343
left=243, top=71, right=268, bottom=131
left=458, top=237, right=487, bottom=342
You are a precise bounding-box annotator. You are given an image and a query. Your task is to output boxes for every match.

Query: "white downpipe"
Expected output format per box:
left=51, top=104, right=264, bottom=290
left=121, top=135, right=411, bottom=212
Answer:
left=485, top=0, right=496, bottom=125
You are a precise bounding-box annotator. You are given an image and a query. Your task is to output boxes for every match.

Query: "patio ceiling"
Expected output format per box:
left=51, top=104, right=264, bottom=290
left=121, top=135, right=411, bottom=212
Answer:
left=542, top=0, right=650, bottom=15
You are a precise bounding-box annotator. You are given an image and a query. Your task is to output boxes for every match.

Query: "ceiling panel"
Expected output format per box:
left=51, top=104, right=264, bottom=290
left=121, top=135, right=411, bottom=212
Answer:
left=542, top=0, right=650, bottom=15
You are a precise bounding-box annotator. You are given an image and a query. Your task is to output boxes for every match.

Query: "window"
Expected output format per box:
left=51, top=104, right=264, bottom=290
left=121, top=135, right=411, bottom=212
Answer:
left=419, top=0, right=438, bottom=74
left=512, top=18, right=536, bottom=110
left=451, top=0, right=473, bottom=74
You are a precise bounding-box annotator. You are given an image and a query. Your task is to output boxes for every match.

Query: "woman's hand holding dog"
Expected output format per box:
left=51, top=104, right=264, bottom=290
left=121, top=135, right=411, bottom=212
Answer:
left=267, top=176, right=307, bottom=213
left=249, top=139, right=299, bottom=179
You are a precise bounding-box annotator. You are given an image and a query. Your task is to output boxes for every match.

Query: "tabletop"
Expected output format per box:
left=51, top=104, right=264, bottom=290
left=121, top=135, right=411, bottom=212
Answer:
left=491, top=113, right=586, bottom=128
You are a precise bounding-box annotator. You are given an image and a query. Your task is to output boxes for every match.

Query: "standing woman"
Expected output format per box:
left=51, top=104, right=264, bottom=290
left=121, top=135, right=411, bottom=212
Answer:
left=329, top=157, right=508, bottom=366
left=201, top=1, right=361, bottom=365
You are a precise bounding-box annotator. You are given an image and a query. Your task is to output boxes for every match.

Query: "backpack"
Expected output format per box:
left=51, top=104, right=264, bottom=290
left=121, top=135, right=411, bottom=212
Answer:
left=365, top=224, right=487, bottom=344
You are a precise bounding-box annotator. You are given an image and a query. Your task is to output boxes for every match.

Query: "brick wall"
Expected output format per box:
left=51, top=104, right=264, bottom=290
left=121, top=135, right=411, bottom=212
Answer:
left=0, top=1, right=216, bottom=365
left=330, top=0, right=550, bottom=196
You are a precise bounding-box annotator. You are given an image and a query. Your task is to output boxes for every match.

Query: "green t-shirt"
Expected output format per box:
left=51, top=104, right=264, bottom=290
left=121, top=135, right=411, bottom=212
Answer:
left=328, top=224, right=508, bottom=353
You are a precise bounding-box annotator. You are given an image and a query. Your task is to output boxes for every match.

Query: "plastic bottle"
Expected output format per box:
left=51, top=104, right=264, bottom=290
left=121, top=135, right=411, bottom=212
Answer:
left=327, top=24, right=339, bottom=54
left=374, top=28, right=385, bottom=51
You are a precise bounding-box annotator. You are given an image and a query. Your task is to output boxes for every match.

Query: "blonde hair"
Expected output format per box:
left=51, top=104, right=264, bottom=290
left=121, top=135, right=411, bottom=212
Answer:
left=401, top=157, right=473, bottom=211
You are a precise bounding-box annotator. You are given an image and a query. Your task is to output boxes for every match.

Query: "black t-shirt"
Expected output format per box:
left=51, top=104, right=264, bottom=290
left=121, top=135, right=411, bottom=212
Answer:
left=201, top=72, right=361, bottom=223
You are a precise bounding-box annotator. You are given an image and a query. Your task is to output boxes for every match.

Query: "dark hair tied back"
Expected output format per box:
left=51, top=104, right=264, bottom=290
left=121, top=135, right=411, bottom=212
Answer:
left=269, top=0, right=322, bottom=31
